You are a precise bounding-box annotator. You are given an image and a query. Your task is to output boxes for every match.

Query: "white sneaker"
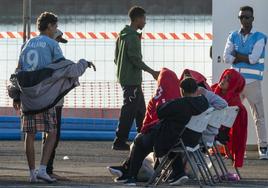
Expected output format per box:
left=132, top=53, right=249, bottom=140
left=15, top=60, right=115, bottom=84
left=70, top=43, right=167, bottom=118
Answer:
left=259, top=147, right=268, bottom=160
left=29, top=170, right=38, bottom=183
left=36, top=171, right=57, bottom=183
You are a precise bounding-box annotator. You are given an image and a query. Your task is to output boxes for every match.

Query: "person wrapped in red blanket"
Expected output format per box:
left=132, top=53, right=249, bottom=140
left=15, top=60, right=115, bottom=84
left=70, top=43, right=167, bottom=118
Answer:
left=108, top=68, right=180, bottom=182
left=141, top=67, right=180, bottom=134
left=212, top=69, right=247, bottom=167
left=179, top=69, right=212, bottom=91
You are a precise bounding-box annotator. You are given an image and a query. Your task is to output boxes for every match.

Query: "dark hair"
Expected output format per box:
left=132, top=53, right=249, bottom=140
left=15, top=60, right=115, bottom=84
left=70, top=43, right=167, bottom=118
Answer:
left=180, top=77, right=198, bottom=94
left=240, top=6, right=254, bottom=15
left=37, top=12, right=58, bottom=32
left=128, top=6, right=146, bottom=22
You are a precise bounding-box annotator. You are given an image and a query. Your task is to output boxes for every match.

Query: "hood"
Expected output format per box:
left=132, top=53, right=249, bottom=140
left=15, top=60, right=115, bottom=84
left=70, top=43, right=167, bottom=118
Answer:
left=157, top=67, right=180, bottom=98
left=213, top=69, right=245, bottom=103
left=180, top=69, right=212, bottom=91
left=119, top=25, right=141, bottom=39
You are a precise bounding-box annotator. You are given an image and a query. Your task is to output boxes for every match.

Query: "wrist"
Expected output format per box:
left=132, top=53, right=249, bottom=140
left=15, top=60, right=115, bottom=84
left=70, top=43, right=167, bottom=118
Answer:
left=86, top=61, right=92, bottom=67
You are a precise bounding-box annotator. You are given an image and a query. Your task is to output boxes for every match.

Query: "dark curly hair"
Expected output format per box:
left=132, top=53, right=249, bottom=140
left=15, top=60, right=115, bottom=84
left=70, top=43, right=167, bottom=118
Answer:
left=36, top=12, right=58, bottom=32
left=180, top=77, right=198, bottom=94
left=128, top=6, right=146, bottom=22
left=240, top=6, right=254, bottom=15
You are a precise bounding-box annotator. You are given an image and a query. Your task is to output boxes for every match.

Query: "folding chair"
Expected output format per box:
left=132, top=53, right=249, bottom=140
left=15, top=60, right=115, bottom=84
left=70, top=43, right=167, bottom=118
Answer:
left=201, top=108, right=228, bottom=182
left=214, top=106, right=241, bottom=179
left=147, top=107, right=214, bottom=187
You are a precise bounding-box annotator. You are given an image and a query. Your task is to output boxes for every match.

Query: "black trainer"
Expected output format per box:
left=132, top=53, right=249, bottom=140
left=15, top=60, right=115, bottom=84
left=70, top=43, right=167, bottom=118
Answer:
left=114, top=173, right=129, bottom=183
left=124, top=176, right=136, bottom=186
left=112, top=139, right=130, bottom=151
left=169, top=173, right=189, bottom=186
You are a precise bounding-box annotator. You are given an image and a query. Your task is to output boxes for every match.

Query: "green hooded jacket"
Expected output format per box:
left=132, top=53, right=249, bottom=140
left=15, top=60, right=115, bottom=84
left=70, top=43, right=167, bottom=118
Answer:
left=114, top=25, right=152, bottom=86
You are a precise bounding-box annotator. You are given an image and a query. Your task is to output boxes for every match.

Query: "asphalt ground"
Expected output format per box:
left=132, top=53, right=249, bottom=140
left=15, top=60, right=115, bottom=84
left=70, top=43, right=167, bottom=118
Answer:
left=0, top=141, right=268, bottom=188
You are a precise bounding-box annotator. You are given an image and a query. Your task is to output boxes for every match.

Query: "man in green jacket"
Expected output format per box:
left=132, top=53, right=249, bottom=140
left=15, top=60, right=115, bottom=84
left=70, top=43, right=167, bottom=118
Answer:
left=112, top=6, right=159, bottom=150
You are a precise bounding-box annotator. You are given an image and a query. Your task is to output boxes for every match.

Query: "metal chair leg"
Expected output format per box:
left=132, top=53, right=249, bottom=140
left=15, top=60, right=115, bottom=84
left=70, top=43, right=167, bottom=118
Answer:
left=213, top=142, right=229, bottom=176
left=210, top=145, right=228, bottom=180
left=191, top=151, right=209, bottom=185
left=155, top=154, right=177, bottom=185
left=147, top=153, right=169, bottom=186
left=181, top=140, right=203, bottom=188
left=201, top=140, right=222, bottom=182
left=197, top=149, right=215, bottom=185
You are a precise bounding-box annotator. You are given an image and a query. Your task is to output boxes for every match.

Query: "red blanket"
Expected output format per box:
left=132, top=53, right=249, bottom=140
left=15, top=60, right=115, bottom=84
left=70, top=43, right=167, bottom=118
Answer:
left=141, top=68, right=180, bottom=133
left=212, top=69, right=247, bottom=167
left=179, top=69, right=212, bottom=91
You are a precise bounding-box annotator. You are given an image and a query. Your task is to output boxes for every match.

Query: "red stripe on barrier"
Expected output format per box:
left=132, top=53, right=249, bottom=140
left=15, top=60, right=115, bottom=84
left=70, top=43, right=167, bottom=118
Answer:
left=88, top=32, right=97, bottom=39
left=0, top=31, right=213, bottom=41
left=77, top=32, right=86, bottom=39
left=206, top=33, right=213, bottom=40
left=18, top=32, right=24, bottom=38
left=146, top=33, right=156, bottom=39
left=158, top=33, right=168, bottom=40
left=7, top=32, right=16, bottom=38
left=0, top=33, right=3, bottom=38
left=111, top=32, right=118, bottom=38
left=194, top=33, right=203, bottom=40
left=170, top=33, right=179, bottom=40
left=100, top=32, right=109, bottom=39
left=182, top=33, right=191, bottom=40
left=31, top=32, right=37, bottom=37
left=65, top=32, right=74, bottom=39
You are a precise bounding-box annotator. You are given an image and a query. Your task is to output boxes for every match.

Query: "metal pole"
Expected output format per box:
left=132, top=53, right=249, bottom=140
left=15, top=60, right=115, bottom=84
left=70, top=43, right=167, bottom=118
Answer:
left=27, top=0, right=31, bottom=40
left=22, top=0, right=31, bottom=42
left=22, top=0, right=27, bottom=42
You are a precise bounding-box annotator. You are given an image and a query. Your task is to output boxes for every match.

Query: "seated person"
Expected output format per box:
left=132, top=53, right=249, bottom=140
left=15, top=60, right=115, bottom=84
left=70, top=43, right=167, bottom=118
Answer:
left=141, top=67, right=181, bottom=134
left=179, top=70, right=227, bottom=146
left=179, top=69, right=227, bottom=110
left=212, top=69, right=247, bottom=168
left=109, top=77, right=209, bottom=186
left=180, top=69, right=212, bottom=91
left=108, top=67, right=180, bottom=181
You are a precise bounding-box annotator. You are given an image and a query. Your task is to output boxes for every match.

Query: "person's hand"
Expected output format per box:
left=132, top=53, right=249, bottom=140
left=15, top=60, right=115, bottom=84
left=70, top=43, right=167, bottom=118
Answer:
left=151, top=71, right=160, bottom=80
left=87, top=61, right=96, bottom=71
left=13, top=100, right=21, bottom=111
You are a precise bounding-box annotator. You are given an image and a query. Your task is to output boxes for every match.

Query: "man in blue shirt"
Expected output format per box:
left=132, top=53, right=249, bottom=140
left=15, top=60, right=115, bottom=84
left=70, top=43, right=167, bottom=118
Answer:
left=223, top=6, right=268, bottom=159
left=14, top=12, right=64, bottom=183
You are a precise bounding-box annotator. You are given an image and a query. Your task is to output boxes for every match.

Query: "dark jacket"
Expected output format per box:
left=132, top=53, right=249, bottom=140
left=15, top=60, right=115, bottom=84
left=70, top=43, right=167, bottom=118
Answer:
left=154, top=95, right=209, bottom=157
left=8, top=59, right=89, bottom=115
left=114, top=25, right=152, bottom=86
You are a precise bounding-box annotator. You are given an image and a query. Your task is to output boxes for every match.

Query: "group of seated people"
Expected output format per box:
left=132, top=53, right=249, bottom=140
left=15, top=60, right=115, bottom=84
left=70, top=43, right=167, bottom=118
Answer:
left=107, top=68, right=247, bottom=186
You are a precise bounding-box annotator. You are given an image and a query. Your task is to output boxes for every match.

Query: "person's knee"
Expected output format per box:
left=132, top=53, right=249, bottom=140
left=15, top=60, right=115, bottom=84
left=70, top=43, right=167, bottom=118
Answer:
left=46, top=130, right=57, bottom=139
left=25, top=132, right=35, bottom=141
left=133, top=133, right=144, bottom=146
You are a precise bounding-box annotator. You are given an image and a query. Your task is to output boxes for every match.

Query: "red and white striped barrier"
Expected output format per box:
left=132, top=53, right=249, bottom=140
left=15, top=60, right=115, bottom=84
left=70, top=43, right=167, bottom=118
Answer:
left=0, top=31, right=213, bottom=40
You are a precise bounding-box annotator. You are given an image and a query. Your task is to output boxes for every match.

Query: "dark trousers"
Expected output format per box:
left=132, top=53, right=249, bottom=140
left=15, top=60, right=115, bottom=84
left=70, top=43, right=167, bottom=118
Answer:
left=124, top=129, right=185, bottom=179
left=116, top=85, right=146, bottom=141
left=126, top=130, right=157, bottom=178
left=170, top=153, right=185, bottom=176
left=43, top=106, right=62, bottom=174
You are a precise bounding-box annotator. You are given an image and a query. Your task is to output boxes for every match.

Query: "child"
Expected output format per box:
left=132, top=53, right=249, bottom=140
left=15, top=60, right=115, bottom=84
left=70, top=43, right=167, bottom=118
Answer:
left=212, top=69, right=247, bottom=167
